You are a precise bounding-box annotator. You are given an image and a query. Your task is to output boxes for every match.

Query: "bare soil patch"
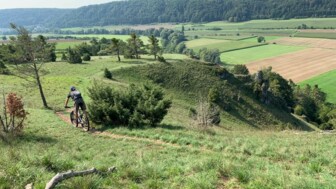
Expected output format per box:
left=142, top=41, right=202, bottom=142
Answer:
left=246, top=48, right=336, bottom=82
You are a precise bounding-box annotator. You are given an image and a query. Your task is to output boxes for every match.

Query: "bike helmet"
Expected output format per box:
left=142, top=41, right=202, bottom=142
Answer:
left=70, top=86, right=76, bottom=91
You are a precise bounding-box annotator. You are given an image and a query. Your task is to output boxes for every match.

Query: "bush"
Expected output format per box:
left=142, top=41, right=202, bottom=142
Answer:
left=294, top=105, right=305, bottom=116
left=82, top=54, right=91, bottom=61
left=104, top=68, right=112, bottom=79
left=0, top=93, right=27, bottom=135
left=61, top=52, right=67, bottom=61
left=67, top=48, right=82, bottom=64
left=257, top=36, right=265, bottom=43
left=157, top=56, right=166, bottom=63
left=0, top=60, right=9, bottom=75
left=232, top=65, right=250, bottom=75
left=88, top=83, right=172, bottom=127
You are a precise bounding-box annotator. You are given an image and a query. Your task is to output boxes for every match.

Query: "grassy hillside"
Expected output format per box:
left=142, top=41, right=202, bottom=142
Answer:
left=1, top=54, right=334, bottom=188
left=114, top=60, right=312, bottom=130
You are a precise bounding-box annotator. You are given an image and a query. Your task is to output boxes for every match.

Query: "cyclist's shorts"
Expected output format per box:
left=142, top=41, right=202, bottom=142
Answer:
left=75, top=98, right=86, bottom=111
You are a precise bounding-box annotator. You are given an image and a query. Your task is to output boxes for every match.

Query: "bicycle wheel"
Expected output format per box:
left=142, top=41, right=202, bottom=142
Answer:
left=81, top=113, right=90, bottom=131
left=70, top=111, right=76, bottom=124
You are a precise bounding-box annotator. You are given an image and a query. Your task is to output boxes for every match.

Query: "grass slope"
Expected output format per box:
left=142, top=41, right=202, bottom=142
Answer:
left=300, top=69, right=336, bottom=103
left=221, top=44, right=305, bottom=65
left=1, top=55, right=333, bottom=188
left=114, top=60, right=310, bottom=130
left=1, top=109, right=335, bottom=188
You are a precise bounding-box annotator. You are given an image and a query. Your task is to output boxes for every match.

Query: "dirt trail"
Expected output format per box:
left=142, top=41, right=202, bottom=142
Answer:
left=55, top=112, right=210, bottom=151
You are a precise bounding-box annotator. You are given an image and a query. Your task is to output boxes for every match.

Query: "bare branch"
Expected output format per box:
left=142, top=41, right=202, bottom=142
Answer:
left=45, top=167, right=116, bottom=189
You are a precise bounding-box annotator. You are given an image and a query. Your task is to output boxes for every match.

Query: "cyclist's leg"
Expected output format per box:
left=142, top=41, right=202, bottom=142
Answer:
left=81, top=101, right=88, bottom=119
left=74, top=102, right=79, bottom=127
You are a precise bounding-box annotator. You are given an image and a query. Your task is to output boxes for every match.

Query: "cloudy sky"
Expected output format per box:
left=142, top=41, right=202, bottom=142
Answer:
left=0, top=0, right=116, bottom=9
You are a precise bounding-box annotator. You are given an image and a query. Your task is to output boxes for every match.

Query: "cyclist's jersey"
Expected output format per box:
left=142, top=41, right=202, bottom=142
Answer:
left=67, top=90, right=83, bottom=102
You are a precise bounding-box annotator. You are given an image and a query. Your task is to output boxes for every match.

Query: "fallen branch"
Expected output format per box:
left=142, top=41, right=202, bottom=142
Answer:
left=45, top=166, right=116, bottom=189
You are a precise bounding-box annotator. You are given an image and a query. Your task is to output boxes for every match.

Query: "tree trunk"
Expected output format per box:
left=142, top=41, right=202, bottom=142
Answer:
left=154, top=54, right=157, bottom=60
left=117, top=49, right=121, bottom=62
left=33, top=62, right=48, bottom=108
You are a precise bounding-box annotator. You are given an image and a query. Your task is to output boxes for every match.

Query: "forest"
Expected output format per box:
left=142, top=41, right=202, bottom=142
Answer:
left=1, top=0, right=336, bottom=28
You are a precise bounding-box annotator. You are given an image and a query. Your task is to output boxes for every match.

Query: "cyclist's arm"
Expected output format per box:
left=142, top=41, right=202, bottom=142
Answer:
left=64, top=94, right=71, bottom=108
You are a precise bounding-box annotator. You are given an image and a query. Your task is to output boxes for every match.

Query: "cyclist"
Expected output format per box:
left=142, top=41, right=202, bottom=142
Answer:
left=64, top=86, right=87, bottom=127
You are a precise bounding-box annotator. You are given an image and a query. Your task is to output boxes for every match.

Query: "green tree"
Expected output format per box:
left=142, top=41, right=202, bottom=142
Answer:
left=127, top=33, right=144, bottom=59
left=110, top=38, right=123, bottom=62
left=147, top=35, right=161, bottom=60
left=257, top=36, right=265, bottom=43
left=67, top=47, right=82, bottom=64
left=8, top=24, right=52, bottom=108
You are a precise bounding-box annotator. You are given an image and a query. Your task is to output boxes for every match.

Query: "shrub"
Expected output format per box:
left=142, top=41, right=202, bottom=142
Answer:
left=257, top=36, right=265, bottom=43
left=194, top=98, right=221, bottom=128
left=294, top=105, right=304, bottom=116
left=82, top=54, right=91, bottom=61
left=0, top=60, right=9, bottom=75
left=232, top=65, right=250, bottom=75
left=88, top=83, right=172, bottom=127
left=157, top=56, right=166, bottom=63
left=67, top=48, right=82, bottom=64
left=0, top=93, right=27, bottom=135
left=61, top=52, right=67, bottom=61
left=104, top=68, right=112, bottom=79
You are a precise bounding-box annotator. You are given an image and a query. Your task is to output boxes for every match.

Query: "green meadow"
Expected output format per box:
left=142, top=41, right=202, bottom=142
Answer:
left=185, top=38, right=266, bottom=53
left=220, top=44, right=305, bottom=65
left=300, top=70, right=336, bottom=103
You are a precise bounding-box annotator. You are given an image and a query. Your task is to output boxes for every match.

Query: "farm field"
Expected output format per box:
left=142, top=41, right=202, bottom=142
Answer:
left=294, top=30, right=336, bottom=39
left=272, top=37, right=336, bottom=49
left=246, top=48, right=336, bottom=83
left=185, top=38, right=266, bottom=53
left=300, top=70, right=336, bottom=103
left=182, top=18, right=336, bottom=30
left=220, top=44, right=305, bottom=65
left=61, top=23, right=176, bottom=32
left=54, top=40, right=87, bottom=51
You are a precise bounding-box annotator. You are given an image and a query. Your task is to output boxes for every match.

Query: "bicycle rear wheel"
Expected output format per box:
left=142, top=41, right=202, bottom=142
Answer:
left=81, top=113, right=90, bottom=131
left=70, top=111, right=76, bottom=124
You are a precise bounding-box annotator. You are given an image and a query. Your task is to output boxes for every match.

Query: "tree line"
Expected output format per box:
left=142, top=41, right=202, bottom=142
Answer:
left=1, top=0, right=336, bottom=28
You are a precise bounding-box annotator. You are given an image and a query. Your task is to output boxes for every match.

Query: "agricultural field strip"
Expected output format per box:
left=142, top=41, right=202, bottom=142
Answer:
left=272, top=37, right=336, bottom=49
left=185, top=38, right=229, bottom=48
left=247, top=49, right=336, bottom=75
left=220, top=44, right=304, bottom=65
left=246, top=48, right=336, bottom=82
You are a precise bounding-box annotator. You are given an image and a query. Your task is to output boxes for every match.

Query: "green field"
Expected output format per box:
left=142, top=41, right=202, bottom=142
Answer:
left=55, top=41, right=87, bottom=51
left=186, top=38, right=266, bottom=53
left=294, top=31, right=336, bottom=39
left=300, top=70, right=336, bottom=103
left=1, top=55, right=336, bottom=188
left=220, top=44, right=305, bottom=65
left=182, top=18, right=336, bottom=30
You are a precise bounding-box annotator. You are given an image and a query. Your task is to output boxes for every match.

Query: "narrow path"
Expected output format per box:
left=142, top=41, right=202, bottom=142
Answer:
left=55, top=111, right=211, bottom=152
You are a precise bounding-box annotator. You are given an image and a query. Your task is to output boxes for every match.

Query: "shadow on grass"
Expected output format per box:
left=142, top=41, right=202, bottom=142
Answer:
left=18, top=132, right=57, bottom=144
left=96, top=123, right=185, bottom=132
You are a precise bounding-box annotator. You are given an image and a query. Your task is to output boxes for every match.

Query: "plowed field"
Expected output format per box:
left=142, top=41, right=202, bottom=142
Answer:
left=246, top=48, right=336, bottom=82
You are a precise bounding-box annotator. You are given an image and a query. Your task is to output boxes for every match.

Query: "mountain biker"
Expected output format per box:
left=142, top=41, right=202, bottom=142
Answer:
left=64, top=86, right=87, bottom=127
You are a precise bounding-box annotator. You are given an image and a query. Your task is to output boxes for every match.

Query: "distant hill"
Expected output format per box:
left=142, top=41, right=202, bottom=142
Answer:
left=0, top=9, right=72, bottom=28
left=1, top=0, right=336, bottom=28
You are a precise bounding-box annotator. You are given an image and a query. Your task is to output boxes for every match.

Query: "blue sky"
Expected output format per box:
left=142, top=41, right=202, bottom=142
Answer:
left=0, top=0, right=116, bottom=9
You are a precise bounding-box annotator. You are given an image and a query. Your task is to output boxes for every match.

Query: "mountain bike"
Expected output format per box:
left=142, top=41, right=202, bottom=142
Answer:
left=66, top=106, right=90, bottom=131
